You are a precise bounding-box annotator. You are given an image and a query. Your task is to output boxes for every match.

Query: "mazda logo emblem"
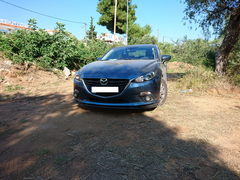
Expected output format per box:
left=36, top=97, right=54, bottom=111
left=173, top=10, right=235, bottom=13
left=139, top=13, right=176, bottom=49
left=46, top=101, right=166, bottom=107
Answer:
left=100, top=78, right=108, bottom=85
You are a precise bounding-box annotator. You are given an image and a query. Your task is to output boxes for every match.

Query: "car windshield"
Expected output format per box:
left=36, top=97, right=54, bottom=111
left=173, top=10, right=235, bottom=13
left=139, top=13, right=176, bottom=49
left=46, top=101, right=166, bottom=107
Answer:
left=101, top=46, right=156, bottom=61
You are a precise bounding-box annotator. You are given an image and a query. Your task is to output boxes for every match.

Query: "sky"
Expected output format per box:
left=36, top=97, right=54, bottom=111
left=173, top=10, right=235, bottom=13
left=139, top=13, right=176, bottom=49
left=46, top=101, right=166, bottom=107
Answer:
left=0, top=0, right=210, bottom=42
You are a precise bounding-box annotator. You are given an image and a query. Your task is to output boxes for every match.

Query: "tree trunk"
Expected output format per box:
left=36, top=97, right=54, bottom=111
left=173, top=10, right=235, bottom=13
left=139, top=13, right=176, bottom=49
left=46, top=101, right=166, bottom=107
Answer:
left=215, top=6, right=240, bottom=75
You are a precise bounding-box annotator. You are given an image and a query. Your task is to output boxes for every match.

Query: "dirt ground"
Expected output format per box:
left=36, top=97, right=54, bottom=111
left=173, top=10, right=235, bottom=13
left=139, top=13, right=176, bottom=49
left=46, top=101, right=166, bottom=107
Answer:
left=0, top=61, right=240, bottom=179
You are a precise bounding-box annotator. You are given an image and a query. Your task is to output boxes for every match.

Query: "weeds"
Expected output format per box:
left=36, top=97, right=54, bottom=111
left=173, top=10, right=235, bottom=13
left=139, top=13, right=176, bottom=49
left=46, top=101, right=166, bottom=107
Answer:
left=4, top=85, right=24, bottom=92
left=167, top=69, right=174, bottom=73
left=38, top=148, right=49, bottom=156
left=15, top=86, right=25, bottom=90
left=1, top=129, right=12, bottom=135
left=53, top=155, right=68, bottom=165
left=169, top=65, right=232, bottom=91
left=17, top=71, right=25, bottom=76
left=4, top=85, right=12, bottom=92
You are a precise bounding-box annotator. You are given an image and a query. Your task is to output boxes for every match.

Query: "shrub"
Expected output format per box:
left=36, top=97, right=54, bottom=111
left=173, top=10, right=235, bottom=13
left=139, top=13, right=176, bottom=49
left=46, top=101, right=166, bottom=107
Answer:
left=157, top=37, right=220, bottom=69
left=0, top=20, right=112, bottom=70
left=172, top=38, right=218, bottom=67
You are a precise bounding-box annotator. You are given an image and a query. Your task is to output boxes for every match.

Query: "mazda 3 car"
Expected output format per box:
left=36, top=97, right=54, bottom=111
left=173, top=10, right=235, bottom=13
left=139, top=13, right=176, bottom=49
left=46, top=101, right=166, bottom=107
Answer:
left=74, top=44, right=171, bottom=109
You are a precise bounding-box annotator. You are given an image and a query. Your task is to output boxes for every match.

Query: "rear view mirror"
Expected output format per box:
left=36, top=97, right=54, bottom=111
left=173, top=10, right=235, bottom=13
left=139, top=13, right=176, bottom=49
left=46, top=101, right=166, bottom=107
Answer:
left=97, top=57, right=102, bottom=61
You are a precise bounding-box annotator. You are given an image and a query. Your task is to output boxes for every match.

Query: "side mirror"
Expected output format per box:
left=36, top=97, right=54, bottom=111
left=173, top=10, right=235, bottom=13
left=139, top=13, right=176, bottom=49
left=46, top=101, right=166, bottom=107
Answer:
left=162, top=55, right=171, bottom=63
left=97, top=57, right=102, bottom=61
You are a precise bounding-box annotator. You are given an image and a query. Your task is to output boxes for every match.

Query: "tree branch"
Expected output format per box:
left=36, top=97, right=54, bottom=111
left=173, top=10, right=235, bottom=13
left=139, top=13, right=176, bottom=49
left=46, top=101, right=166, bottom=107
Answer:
left=206, top=7, right=231, bottom=14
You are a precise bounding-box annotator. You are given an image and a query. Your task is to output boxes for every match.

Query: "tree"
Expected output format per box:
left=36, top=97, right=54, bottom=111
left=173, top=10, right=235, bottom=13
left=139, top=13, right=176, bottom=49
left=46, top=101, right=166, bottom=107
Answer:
left=128, top=24, right=152, bottom=41
left=182, top=0, right=240, bottom=75
left=54, top=22, right=67, bottom=34
left=87, top=16, right=97, bottom=40
left=97, top=0, right=152, bottom=42
left=27, top=18, right=38, bottom=30
left=97, top=0, right=137, bottom=34
left=218, top=16, right=230, bottom=39
left=129, top=34, right=157, bottom=45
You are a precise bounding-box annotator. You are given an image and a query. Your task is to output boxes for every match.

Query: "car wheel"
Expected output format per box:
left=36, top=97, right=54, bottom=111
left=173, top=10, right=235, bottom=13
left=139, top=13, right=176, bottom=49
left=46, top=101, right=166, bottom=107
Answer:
left=158, top=78, right=167, bottom=106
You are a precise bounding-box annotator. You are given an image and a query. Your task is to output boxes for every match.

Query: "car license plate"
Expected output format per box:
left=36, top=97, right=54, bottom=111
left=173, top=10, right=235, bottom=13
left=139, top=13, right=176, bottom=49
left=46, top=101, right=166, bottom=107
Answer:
left=91, top=87, right=119, bottom=93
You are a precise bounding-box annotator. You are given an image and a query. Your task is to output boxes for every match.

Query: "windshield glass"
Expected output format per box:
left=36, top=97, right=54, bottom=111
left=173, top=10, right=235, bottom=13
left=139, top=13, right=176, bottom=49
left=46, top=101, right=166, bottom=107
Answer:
left=101, top=46, right=156, bottom=61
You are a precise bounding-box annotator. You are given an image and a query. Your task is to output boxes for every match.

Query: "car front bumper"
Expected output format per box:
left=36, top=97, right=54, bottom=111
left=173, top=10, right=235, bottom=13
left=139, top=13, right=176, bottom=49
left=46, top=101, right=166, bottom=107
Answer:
left=73, top=77, right=161, bottom=109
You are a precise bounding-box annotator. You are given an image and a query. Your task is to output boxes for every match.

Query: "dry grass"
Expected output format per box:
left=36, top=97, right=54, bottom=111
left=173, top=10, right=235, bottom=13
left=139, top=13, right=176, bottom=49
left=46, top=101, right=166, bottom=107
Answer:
left=0, top=59, right=67, bottom=101
left=167, top=62, right=239, bottom=95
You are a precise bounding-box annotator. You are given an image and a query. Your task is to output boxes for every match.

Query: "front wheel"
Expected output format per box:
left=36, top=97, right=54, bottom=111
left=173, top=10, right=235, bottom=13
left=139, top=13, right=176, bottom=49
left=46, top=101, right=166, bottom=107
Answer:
left=158, top=79, right=168, bottom=106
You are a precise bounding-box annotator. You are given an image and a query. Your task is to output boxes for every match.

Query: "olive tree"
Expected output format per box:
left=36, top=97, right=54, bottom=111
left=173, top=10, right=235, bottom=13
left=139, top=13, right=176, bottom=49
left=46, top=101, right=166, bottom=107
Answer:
left=182, top=0, right=240, bottom=75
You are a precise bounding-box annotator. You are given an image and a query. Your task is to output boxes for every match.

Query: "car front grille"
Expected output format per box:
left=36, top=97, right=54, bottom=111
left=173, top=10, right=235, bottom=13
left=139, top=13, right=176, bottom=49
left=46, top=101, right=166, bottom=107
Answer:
left=83, top=78, right=129, bottom=97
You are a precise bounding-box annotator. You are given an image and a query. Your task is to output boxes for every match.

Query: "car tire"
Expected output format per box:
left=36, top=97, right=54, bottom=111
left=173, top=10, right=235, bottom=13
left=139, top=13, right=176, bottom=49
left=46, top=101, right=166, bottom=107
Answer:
left=158, top=78, right=167, bottom=106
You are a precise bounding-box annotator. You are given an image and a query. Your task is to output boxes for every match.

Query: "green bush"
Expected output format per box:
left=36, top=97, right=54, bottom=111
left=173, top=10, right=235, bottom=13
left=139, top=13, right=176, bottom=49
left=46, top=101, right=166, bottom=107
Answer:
left=157, top=37, right=220, bottom=69
left=157, top=42, right=175, bottom=59
left=158, top=36, right=240, bottom=85
left=172, top=38, right=218, bottom=67
left=0, top=20, right=112, bottom=70
left=0, top=33, right=12, bottom=57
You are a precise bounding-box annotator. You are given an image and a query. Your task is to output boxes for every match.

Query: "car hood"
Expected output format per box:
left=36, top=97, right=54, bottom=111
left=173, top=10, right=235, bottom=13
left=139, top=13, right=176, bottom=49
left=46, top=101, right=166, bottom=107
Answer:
left=82, top=60, right=156, bottom=75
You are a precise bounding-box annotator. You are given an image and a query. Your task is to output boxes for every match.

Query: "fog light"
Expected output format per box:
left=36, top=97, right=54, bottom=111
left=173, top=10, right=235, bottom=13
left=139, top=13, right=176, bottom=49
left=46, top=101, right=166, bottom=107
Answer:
left=140, top=92, right=155, bottom=102
left=145, top=95, right=151, bottom=102
left=74, top=93, right=78, bottom=97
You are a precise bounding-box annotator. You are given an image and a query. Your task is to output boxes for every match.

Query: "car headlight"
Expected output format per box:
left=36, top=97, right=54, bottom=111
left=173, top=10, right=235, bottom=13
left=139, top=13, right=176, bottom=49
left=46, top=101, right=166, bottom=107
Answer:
left=75, top=74, right=82, bottom=81
left=134, top=76, right=144, bottom=83
left=134, top=71, right=156, bottom=83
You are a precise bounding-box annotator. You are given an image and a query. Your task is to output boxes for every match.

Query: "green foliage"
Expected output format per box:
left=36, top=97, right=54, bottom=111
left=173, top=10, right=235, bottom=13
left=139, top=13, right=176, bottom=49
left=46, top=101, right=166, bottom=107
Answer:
left=27, top=18, right=38, bottom=30
left=87, top=16, right=97, bottom=40
left=97, top=0, right=137, bottom=34
left=129, top=34, right=157, bottom=45
left=54, top=155, right=68, bottom=165
left=128, top=24, right=152, bottom=41
left=38, top=148, right=49, bottom=156
left=158, top=36, right=219, bottom=69
left=4, top=85, right=24, bottom=92
left=0, top=19, right=112, bottom=70
left=76, top=40, right=112, bottom=67
left=158, top=42, right=173, bottom=56
left=182, top=0, right=239, bottom=36
left=218, top=16, right=230, bottom=38
left=182, top=0, right=240, bottom=75
left=158, top=35, right=240, bottom=84
left=0, top=34, right=11, bottom=58
left=227, top=37, right=240, bottom=84
left=97, top=0, right=152, bottom=42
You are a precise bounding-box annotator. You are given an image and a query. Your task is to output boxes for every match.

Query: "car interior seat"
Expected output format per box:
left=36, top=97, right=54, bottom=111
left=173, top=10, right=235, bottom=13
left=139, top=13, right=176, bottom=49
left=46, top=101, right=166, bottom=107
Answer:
left=146, top=49, right=154, bottom=59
